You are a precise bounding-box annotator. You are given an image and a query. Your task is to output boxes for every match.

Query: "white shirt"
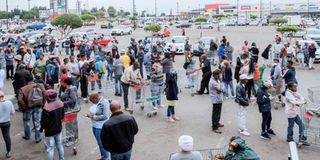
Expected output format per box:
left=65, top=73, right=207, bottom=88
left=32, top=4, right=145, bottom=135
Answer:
left=23, top=53, right=36, bottom=66
left=121, top=66, right=141, bottom=84
left=0, top=69, right=5, bottom=90
left=68, top=62, right=80, bottom=77
left=273, top=43, right=282, bottom=54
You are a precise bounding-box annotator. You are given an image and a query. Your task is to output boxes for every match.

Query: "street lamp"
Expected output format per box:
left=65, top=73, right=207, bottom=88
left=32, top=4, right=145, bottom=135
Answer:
left=6, top=0, right=9, bottom=29
left=27, top=0, right=31, bottom=11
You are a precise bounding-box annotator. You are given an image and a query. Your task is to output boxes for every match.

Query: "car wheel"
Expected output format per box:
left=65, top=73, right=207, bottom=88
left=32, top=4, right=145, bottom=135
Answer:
left=121, top=32, right=124, bottom=36
left=197, top=26, right=201, bottom=29
left=209, top=26, right=213, bottom=29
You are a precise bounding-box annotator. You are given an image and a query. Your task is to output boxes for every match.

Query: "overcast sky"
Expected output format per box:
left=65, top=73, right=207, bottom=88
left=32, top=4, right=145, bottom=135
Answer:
left=0, top=0, right=318, bottom=14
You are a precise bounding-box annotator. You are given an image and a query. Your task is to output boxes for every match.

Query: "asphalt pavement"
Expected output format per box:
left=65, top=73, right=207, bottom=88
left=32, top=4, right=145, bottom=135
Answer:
left=1, top=25, right=320, bottom=160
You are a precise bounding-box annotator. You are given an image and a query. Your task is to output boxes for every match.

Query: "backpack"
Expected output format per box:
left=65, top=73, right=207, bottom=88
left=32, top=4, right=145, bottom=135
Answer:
left=27, top=84, right=43, bottom=108
left=183, top=61, right=190, bottom=70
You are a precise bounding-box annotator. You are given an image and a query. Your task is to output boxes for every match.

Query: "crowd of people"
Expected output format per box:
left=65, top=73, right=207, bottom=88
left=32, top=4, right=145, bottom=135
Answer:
left=0, top=30, right=314, bottom=160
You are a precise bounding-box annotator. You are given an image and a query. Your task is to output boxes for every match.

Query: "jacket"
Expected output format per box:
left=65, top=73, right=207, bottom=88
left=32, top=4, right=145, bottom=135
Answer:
left=160, top=58, right=173, bottom=74
left=13, top=68, right=31, bottom=91
left=18, top=81, right=46, bottom=111
left=40, top=100, right=64, bottom=137
left=285, top=90, right=305, bottom=118
left=256, top=88, right=271, bottom=113
left=282, top=67, right=297, bottom=84
left=94, top=55, right=103, bottom=74
left=165, top=73, right=179, bottom=100
left=308, top=46, right=317, bottom=58
left=60, top=86, right=78, bottom=112
left=236, top=83, right=249, bottom=106
left=113, top=59, right=124, bottom=76
left=209, top=77, right=225, bottom=104
left=223, top=66, right=233, bottom=82
left=261, top=47, right=270, bottom=59
left=101, top=111, right=138, bottom=153
left=224, top=137, right=260, bottom=160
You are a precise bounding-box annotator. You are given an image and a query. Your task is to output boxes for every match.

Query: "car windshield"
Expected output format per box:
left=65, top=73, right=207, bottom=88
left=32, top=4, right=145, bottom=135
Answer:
left=172, top=37, right=185, bottom=43
left=307, top=29, right=320, bottom=34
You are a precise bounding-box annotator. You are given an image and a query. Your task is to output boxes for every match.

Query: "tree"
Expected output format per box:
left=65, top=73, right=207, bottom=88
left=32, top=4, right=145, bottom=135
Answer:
left=99, top=7, right=106, bottom=12
left=129, top=16, right=138, bottom=21
left=124, top=11, right=131, bottom=16
left=51, top=14, right=83, bottom=39
left=195, top=16, right=208, bottom=23
left=250, top=15, right=258, bottom=20
left=144, top=23, right=162, bottom=34
left=270, top=18, right=288, bottom=27
left=81, top=14, right=96, bottom=25
left=160, top=12, right=166, bottom=17
left=212, top=14, right=225, bottom=31
left=107, top=6, right=117, bottom=17
left=276, top=25, right=300, bottom=42
left=118, top=9, right=125, bottom=17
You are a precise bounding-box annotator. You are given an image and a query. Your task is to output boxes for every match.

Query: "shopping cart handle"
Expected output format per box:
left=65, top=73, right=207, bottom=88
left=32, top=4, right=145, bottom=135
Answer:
left=65, top=110, right=80, bottom=115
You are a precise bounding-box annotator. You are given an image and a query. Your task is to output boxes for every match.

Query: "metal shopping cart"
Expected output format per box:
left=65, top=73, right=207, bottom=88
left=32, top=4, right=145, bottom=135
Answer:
left=168, top=146, right=228, bottom=160
left=129, top=81, right=163, bottom=117
left=299, top=87, right=320, bottom=147
left=62, top=110, right=79, bottom=155
left=176, top=69, right=200, bottom=95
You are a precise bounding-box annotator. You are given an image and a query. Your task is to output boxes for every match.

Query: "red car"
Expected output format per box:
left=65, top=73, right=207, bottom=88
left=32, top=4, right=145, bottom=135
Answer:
left=153, top=29, right=170, bottom=38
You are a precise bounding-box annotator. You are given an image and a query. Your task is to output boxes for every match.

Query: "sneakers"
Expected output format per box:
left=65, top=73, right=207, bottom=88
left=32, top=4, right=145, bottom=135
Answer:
left=267, top=129, right=276, bottom=136
left=167, top=117, right=175, bottom=122
left=172, top=116, right=180, bottom=121
left=153, top=107, right=159, bottom=110
left=260, top=132, right=271, bottom=140
left=240, top=130, right=251, bottom=136
left=6, top=152, right=11, bottom=158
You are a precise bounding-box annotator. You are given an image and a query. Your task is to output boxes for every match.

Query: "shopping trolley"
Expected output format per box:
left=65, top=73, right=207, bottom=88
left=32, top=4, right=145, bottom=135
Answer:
left=176, top=69, right=200, bottom=95
left=129, top=81, right=163, bottom=117
left=299, top=87, right=320, bottom=147
left=168, top=146, right=228, bottom=160
left=62, top=110, right=80, bottom=155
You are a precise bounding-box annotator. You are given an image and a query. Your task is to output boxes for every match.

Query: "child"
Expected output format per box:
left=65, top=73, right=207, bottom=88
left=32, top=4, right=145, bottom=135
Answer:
left=59, top=68, right=69, bottom=97
left=165, top=69, right=179, bottom=122
left=223, top=61, right=235, bottom=98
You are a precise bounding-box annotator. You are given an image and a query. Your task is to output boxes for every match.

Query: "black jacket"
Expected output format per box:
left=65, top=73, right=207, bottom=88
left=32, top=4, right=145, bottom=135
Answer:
left=236, top=84, right=249, bottom=106
left=165, top=73, right=179, bottom=101
left=308, top=46, right=317, bottom=58
left=256, top=88, right=271, bottom=113
left=40, top=100, right=65, bottom=137
left=261, top=47, right=270, bottom=59
left=101, top=111, right=138, bottom=153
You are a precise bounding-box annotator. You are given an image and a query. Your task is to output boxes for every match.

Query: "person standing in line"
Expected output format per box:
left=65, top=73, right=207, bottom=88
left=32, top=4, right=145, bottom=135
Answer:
left=33, top=54, right=46, bottom=81
left=286, top=43, right=295, bottom=62
left=249, top=42, right=259, bottom=63
left=150, top=62, right=165, bottom=110
left=106, top=52, right=114, bottom=82
left=308, top=43, right=317, bottom=70
left=70, top=36, right=76, bottom=56
left=170, top=40, right=177, bottom=62
left=185, top=53, right=196, bottom=89
left=241, top=40, right=249, bottom=54
left=184, top=39, right=192, bottom=62
left=40, top=35, right=48, bottom=53
left=223, top=61, right=235, bottom=99
left=224, top=42, right=234, bottom=66
left=79, top=54, right=89, bottom=102
left=296, top=45, right=305, bottom=68
left=210, top=69, right=225, bottom=134
left=261, top=44, right=272, bottom=67
left=208, top=39, right=218, bottom=65
left=181, top=28, right=186, bottom=36
left=119, top=49, right=131, bottom=70
left=280, top=44, right=288, bottom=68
left=273, top=40, right=281, bottom=62
left=0, top=91, right=15, bottom=158
left=40, top=90, right=65, bottom=160
left=165, top=69, right=179, bottom=122
left=235, top=74, right=250, bottom=136
left=113, top=54, right=124, bottom=97
left=5, top=45, right=15, bottom=79
left=256, top=81, right=276, bottom=140
left=121, top=62, right=142, bottom=112
left=101, top=100, right=139, bottom=160
left=86, top=93, right=111, bottom=160
left=18, top=74, right=45, bottom=143
left=0, top=48, right=6, bottom=72
left=285, top=82, right=309, bottom=147
left=137, top=46, right=145, bottom=78
left=303, top=42, right=309, bottom=67
left=64, top=37, right=71, bottom=55
left=195, top=55, right=211, bottom=95
left=68, top=55, right=80, bottom=89
left=13, top=64, right=30, bottom=98
left=160, top=52, right=173, bottom=79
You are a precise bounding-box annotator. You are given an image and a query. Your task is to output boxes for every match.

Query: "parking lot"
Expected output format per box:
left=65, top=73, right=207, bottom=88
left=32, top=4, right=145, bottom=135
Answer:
left=1, top=25, right=320, bottom=160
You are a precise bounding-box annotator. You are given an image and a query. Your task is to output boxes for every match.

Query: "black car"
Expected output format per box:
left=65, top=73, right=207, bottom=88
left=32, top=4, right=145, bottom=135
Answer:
left=100, top=23, right=113, bottom=29
left=176, top=23, right=192, bottom=28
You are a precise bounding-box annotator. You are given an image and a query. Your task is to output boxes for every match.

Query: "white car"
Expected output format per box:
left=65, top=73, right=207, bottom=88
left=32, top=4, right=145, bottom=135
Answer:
left=111, top=26, right=133, bottom=36
left=43, top=24, right=56, bottom=31
left=297, top=40, right=320, bottom=62
left=192, top=36, right=218, bottom=56
left=164, top=36, right=189, bottom=55
left=197, top=22, right=214, bottom=29
left=305, top=28, right=320, bottom=46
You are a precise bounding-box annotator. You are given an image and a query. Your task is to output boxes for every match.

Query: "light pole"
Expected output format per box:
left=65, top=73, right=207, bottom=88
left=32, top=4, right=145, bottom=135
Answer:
left=155, top=0, right=157, bottom=18
left=307, top=0, right=310, bottom=18
left=6, top=0, right=8, bottom=29
left=237, top=0, right=239, bottom=23
left=27, top=0, right=31, bottom=11
left=260, top=0, right=263, bottom=20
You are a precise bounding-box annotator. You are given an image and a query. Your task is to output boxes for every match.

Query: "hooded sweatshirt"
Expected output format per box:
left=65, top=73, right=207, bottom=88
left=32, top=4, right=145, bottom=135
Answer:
left=94, top=55, right=103, bottom=74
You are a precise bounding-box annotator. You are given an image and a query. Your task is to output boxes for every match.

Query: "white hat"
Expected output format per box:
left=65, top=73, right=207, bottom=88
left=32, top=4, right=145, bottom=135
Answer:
left=239, top=74, right=249, bottom=80
left=121, top=49, right=126, bottom=53
left=178, top=135, right=194, bottom=151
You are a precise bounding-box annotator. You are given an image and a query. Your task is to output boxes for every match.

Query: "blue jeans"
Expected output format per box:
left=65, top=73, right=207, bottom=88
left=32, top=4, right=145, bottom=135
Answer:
left=287, top=115, right=305, bottom=142
left=114, top=75, right=123, bottom=94
left=23, top=108, right=42, bottom=141
left=92, top=127, right=109, bottom=159
left=111, top=149, right=132, bottom=160
left=71, top=77, right=79, bottom=89
left=107, top=64, right=113, bottom=81
left=45, top=132, right=64, bottom=160
left=224, top=81, right=235, bottom=97
left=139, top=61, right=144, bottom=78
left=167, top=106, right=175, bottom=117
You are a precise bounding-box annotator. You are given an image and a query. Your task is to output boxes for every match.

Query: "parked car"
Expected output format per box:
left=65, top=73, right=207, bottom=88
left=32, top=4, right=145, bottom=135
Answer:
left=237, top=19, right=247, bottom=26
left=197, top=22, right=214, bottom=29
left=145, top=36, right=166, bottom=46
left=164, top=36, right=189, bottom=55
left=43, top=24, right=56, bottom=31
left=176, top=23, right=192, bottom=28
left=100, top=23, right=113, bottom=29
left=26, top=23, right=46, bottom=30
left=297, top=40, right=320, bottom=62
left=306, top=19, right=317, bottom=26
left=192, top=36, right=218, bottom=56
left=249, top=20, right=260, bottom=26
left=305, top=28, right=320, bottom=46
left=284, top=29, right=306, bottom=39
left=153, top=27, right=170, bottom=38
left=111, top=26, right=133, bottom=36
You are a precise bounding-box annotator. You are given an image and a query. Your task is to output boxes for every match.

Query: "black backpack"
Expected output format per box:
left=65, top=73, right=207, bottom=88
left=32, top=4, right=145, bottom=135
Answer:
left=27, top=84, right=43, bottom=108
